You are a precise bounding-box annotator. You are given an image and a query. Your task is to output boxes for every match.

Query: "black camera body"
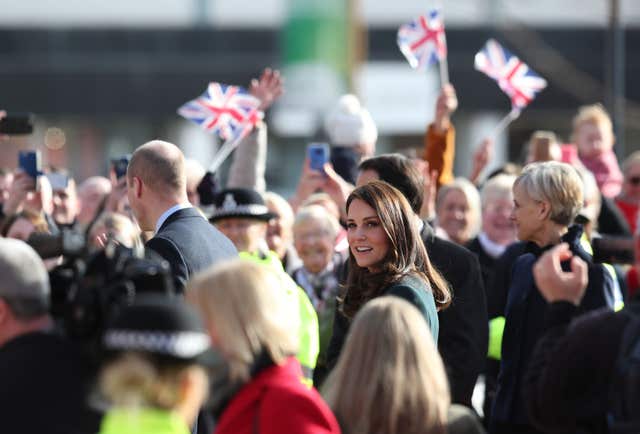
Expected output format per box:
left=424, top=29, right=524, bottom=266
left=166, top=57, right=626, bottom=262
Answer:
left=39, top=232, right=175, bottom=356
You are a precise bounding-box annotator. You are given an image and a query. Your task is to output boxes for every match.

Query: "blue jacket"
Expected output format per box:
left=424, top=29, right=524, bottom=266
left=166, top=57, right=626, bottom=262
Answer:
left=491, top=225, right=616, bottom=428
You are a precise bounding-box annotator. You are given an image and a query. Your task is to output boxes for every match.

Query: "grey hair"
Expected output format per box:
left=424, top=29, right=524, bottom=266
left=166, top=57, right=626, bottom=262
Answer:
left=481, top=174, right=516, bottom=209
left=0, top=238, right=50, bottom=319
left=515, top=161, right=584, bottom=226
left=294, top=205, right=341, bottom=239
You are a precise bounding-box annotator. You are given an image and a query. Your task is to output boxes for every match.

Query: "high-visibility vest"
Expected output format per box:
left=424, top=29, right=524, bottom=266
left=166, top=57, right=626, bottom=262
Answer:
left=238, top=250, right=320, bottom=384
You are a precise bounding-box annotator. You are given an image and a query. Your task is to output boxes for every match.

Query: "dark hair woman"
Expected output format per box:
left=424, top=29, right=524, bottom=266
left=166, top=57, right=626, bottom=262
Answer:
left=325, top=181, right=451, bottom=373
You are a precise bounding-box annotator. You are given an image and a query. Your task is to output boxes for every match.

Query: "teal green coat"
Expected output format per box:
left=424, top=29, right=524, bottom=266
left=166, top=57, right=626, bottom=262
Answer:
left=384, top=274, right=439, bottom=342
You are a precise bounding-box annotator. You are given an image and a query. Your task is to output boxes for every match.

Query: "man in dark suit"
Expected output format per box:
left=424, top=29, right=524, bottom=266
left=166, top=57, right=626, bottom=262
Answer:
left=357, top=154, right=488, bottom=407
left=127, top=140, right=237, bottom=292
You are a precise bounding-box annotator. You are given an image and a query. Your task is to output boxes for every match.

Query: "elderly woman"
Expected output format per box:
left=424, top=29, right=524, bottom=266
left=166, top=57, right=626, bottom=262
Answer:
left=490, top=161, right=616, bottom=434
left=187, top=259, right=341, bottom=434
left=435, top=177, right=481, bottom=245
left=466, top=174, right=517, bottom=289
left=291, top=205, right=346, bottom=384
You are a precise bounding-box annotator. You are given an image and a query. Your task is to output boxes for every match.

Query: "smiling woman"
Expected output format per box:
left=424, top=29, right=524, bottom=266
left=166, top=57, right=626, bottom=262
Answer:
left=338, top=181, right=451, bottom=345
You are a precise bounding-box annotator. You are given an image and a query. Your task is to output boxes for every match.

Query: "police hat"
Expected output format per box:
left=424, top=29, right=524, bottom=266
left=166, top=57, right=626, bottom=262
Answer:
left=208, top=188, right=275, bottom=223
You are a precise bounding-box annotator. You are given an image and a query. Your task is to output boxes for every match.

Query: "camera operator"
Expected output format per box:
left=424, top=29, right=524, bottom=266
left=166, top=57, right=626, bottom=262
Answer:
left=0, top=238, right=101, bottom=434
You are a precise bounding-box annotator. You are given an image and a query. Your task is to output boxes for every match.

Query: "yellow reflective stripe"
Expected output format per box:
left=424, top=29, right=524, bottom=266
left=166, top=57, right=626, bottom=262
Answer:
left=602, top=263, right=625, bottom=312
left=580, top=233, right=593, bottom=256
left=488, top=316, right=505, bottom=360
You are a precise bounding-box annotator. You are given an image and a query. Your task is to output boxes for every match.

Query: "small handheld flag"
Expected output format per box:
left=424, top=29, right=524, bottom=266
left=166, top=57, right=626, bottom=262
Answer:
left=397, top=9, right=448, bottom=82
left=178, top=83, right=263, bottom=141
left=474, top=39, right=547, bottom=110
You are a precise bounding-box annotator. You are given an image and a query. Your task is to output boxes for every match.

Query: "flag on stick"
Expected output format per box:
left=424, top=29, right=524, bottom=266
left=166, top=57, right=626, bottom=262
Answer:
left=397, top=9, right=448, bottom=82
left=178, top=83, right=263, bottom=141
left=474, top=39, right=547, bottom=110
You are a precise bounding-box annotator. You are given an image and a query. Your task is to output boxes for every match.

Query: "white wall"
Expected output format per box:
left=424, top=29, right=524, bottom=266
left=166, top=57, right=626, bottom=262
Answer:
left=0, top=0, right=637, bottom=28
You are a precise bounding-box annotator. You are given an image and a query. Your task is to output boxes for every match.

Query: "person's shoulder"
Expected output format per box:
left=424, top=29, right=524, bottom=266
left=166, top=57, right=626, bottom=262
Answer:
left=447, top=404, right=486, bottom=434
left=385, top=276, right=434, bottom=307
left=425, top=233, right=478, bottom=264
left=260, top=381, right=338, bottom=431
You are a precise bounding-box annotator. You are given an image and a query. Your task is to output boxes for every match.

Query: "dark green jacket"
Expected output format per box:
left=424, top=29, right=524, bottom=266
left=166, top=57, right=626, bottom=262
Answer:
left=384, top=274, right=439, bottom=342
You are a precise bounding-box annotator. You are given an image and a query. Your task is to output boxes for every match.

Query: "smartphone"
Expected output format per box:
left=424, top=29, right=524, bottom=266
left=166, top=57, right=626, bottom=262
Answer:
left=111, top=154, right=131, bottom=179
left=18, top=150, right=42, bottom=179
left=0, top=113, right=35, bottom=135
left=308, top=143, right=330, bottom=172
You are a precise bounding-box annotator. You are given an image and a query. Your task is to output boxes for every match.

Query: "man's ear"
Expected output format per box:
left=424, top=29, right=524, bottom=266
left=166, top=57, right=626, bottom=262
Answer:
left=133, top=176, right=143, bottom=198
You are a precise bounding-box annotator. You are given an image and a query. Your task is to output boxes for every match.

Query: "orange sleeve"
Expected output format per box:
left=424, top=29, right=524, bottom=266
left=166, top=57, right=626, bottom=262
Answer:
left=423, top=123, right=455, bottom=188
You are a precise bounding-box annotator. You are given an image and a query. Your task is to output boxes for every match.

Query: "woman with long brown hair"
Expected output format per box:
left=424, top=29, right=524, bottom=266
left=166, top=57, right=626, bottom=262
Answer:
left=326, top=180, right=451, bottom=369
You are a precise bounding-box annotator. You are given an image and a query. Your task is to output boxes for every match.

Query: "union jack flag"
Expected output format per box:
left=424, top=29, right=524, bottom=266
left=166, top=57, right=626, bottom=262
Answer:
left=397, top=9, right=447, bottom=71
left=177, top=83, right=263, bottom=141
left=474, top=39, right=547, bottom=109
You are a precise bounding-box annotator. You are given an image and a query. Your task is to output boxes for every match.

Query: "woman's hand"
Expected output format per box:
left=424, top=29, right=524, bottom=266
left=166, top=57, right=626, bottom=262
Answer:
left=289, top=159, right=326, bottom=212
left=433, top=84, right=458, bottom=134
left=4, top=171, right=34, bottom=216
left=322, top=163, right=354, bottom=221
left=469, top=138, right=494, bottom=185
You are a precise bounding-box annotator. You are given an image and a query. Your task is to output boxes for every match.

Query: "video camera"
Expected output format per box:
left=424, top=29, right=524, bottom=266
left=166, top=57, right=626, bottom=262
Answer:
left=27, top=228, right=175, bottom=355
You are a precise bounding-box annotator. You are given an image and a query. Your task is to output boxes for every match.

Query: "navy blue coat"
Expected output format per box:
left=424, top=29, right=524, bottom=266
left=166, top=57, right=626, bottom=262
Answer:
left=491, top=225, right=617, bottom=431
left=146, top=207, right=237, bottom=293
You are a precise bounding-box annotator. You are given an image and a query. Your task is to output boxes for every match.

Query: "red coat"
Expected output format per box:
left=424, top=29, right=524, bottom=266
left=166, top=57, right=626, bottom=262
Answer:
left=214, top=357, right=341, bottom=434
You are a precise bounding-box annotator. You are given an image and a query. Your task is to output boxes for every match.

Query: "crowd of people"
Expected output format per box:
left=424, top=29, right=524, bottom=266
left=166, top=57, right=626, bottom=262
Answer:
left=0, top=67, right=639, bottom=434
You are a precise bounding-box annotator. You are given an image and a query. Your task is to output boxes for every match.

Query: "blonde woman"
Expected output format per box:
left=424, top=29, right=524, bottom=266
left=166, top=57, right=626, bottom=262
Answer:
left=187, top=259, right=341, bottom=434
left=323, top=296, right=483, bottom=434
left=98, top=295, right=212, bottom=434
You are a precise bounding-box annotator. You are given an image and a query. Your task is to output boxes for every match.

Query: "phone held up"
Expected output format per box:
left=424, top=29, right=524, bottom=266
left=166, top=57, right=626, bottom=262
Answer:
left=308, top=142, right=330, bottom=173
left=18, top=150, right=42, bottom=191
left=0, top=113, right=35, bottom=135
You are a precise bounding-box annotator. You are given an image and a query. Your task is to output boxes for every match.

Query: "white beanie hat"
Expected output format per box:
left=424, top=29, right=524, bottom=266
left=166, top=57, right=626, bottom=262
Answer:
left=324, top=94, right=378, bottom=148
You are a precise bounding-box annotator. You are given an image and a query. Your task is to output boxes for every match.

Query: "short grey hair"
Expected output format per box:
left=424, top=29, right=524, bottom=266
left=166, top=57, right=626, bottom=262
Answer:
left=481, top=174, right=516, bottom=208
left=0, top=239, right=50, bottom=319
left=294, top=205, right=341, bottom=239
left=515, top=161, right=583, bottom=226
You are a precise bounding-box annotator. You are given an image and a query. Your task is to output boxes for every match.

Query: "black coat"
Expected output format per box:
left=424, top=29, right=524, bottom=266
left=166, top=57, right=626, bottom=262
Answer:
left=0, top=331, right=102, bottom=434
left=524, top=301, right=639, bottom=434
left=146, top=207, right=237, bottom=293
left=422, top=223, right=488, bottom=408
left=490, top=225, right=617, bottom=432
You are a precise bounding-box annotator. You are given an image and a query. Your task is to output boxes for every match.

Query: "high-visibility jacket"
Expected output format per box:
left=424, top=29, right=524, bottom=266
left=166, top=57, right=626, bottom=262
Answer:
left=99, top=409, right=189, bottom=434
left=238, top=250, right=320, bottom=383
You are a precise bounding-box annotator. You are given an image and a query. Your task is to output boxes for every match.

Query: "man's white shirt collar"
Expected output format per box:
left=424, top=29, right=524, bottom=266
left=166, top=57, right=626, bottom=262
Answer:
left=155, top=203, right=192, bottom=233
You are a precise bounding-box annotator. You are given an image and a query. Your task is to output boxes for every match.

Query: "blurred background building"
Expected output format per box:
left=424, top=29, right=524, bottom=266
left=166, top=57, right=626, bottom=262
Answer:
left=0, top=0, right=638, bottom=194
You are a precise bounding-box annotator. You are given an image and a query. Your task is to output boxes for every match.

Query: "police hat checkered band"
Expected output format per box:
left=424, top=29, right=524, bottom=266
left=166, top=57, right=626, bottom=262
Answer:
left=211, top=204, right=271, bottom=219
left=104, top=330, right=210, bottom=359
